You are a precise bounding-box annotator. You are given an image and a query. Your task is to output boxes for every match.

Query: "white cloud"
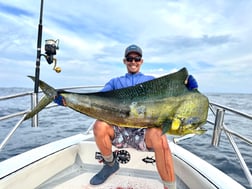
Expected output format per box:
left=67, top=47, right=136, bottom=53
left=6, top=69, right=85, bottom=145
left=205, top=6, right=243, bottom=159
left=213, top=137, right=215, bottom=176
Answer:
left=0, top=0, right=251, bottom=93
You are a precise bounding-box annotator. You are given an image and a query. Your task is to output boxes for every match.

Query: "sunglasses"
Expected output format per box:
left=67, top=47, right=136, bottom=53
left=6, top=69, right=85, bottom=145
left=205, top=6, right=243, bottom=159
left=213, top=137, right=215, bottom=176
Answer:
left=126, top=56, right=142, bottom=62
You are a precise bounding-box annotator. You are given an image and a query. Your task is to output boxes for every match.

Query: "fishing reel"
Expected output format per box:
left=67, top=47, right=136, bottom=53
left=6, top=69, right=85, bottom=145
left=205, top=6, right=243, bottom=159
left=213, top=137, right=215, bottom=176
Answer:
left=42, top=39, right=61, bottom=73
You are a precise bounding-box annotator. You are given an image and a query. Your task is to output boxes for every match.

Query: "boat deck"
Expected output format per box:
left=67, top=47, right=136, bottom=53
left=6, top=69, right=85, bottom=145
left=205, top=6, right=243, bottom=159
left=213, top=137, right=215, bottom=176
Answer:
left=36, top=140, right=168, bottom=189
left=0, top=134, right=246, bottom=189
left=39, top=161, right=164, bottom=189
left=55, top=173, right=162, bottom=189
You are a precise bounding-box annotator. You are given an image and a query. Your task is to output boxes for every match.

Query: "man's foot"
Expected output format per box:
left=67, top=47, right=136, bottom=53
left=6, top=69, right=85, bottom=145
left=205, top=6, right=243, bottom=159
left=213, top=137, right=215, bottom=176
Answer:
left=90, top=159, right=119, bottom=185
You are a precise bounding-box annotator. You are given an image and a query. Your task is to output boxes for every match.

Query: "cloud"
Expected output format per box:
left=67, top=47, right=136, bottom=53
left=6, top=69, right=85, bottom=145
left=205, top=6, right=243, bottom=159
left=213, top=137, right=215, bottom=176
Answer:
left=0, top=0, right=251, bottom=93
left=0, top=2, right=33, bottom=17
left=146, top=34, right=236, bottom=55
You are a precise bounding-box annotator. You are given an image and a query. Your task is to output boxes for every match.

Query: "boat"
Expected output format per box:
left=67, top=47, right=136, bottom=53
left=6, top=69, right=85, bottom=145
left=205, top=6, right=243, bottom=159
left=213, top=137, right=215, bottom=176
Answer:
left=0, top=88, right=251, bottom=189
left=0, top=1, right=251, bottom=188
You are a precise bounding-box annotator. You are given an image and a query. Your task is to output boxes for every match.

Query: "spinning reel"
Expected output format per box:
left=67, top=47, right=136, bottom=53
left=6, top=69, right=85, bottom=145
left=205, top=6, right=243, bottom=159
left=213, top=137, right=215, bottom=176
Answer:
left=42, top=39, right=61, bottom=73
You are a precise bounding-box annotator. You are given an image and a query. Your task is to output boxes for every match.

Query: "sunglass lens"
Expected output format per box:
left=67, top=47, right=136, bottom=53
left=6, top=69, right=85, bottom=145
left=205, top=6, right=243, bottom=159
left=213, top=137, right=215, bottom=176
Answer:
left=126, top=56, right=141, bottom=62
left=126, top=57, right=133, bottom=62
left=135, top=57, right=141, bottom=62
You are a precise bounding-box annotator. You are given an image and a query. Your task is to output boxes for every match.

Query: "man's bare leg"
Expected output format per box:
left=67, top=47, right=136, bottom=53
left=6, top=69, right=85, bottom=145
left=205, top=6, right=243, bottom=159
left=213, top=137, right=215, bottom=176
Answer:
left=90, top=120, right=119, bottom=185
left=93, top=120, right=114, bottom=156
left=145, top=128, right=176, bottom=189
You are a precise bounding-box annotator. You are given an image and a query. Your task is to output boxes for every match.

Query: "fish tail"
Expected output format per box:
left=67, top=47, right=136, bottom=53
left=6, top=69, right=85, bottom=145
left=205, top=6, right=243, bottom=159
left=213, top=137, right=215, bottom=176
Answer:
left=24, top=76, right=58, bottom=120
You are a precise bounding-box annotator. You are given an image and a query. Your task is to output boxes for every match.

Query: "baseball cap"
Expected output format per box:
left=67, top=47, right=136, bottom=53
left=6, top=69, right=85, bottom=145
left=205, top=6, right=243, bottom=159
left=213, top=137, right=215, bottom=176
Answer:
left=125, top=44, right=142, bottom=57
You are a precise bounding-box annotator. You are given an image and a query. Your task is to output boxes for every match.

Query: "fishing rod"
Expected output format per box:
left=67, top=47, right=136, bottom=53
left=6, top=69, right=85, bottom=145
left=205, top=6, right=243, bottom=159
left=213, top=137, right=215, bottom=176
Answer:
left=32, top=0, right=60, bottom=127
left=34, top=0, right=44, bottom=95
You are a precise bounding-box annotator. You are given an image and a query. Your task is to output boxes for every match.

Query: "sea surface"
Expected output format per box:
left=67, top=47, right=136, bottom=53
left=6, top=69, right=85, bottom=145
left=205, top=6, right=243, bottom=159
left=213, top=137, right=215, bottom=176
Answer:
left=0, top=88, right=251, bottom=188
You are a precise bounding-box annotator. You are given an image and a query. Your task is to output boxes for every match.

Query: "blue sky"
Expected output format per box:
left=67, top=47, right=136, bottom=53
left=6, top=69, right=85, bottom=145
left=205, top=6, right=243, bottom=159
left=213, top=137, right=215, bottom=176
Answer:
left=0, top=0, right=251, bottom=93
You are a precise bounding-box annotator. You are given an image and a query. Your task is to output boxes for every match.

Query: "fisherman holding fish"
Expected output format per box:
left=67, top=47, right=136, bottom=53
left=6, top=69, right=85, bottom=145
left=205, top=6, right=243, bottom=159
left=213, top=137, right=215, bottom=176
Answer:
left=86, top=45, right=198, bottom=189
left=26, top=43, right=203, bottom=188
left=49, top=44, right=199, bottom=189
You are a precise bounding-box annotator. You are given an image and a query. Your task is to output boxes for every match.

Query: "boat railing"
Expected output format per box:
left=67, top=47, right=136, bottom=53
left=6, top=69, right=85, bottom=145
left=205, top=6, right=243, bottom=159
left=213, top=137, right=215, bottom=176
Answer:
left=0, top=86, right=102, bottom=149
left=208, top=102, right=252, bottom=187
left=0, top=89, right=251, bottom=186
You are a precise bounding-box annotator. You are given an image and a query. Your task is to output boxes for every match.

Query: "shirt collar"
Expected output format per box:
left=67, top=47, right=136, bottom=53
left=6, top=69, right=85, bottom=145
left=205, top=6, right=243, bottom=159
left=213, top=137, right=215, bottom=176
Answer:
left=125, top=72, right=143, bottom=77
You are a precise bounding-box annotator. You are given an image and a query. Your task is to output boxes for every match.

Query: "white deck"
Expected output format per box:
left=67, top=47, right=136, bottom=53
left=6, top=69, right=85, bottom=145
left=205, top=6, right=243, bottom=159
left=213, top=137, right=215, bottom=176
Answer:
left=38, top=140, right=164, bottom=189
left=0, top=134, right=245, bottom=189
left=54, top=173, right=163, bottom=189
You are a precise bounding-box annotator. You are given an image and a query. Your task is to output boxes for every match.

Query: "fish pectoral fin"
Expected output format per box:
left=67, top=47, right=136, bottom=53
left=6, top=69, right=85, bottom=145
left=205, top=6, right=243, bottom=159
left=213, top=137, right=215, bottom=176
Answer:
left=162, top=119, right=172, bottom=135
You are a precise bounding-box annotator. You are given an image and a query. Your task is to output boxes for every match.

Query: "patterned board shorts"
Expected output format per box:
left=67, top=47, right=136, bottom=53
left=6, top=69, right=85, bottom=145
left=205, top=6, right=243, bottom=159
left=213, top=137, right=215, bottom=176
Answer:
left=112, top=126, right=150, bottom=151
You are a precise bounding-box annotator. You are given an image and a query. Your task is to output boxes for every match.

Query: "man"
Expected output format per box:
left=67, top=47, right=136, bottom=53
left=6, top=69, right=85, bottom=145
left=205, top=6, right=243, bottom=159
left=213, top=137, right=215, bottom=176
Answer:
left=89, top=44, right=198, bottom=189
left=54, top=44, right=197, bottom=189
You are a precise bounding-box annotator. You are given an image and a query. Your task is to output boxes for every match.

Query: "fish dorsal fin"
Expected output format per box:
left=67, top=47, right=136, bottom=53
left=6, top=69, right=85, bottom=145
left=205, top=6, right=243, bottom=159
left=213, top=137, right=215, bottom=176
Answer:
left=102, top=67, right=190, bottom=100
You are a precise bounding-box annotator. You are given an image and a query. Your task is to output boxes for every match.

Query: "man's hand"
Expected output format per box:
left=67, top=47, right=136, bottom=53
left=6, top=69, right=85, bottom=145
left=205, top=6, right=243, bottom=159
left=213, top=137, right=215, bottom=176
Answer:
left=54, top=94, right=66, bottom=106
left=185, top=75, right=198, bottom=90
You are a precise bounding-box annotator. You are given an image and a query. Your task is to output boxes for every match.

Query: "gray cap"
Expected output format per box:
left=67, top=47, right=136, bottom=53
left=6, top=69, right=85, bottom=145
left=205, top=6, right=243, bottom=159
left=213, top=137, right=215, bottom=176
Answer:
left=125, top=44, right=142, bottom=57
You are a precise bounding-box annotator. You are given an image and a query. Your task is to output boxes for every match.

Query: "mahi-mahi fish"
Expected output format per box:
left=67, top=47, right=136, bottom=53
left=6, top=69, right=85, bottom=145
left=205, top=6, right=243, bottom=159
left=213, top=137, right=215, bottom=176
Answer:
left=24, top=67, right=209, bottom=136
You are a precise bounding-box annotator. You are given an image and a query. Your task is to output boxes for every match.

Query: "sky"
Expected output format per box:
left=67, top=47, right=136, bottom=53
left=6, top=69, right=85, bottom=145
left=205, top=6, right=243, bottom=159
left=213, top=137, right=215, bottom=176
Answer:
left=0, top=0, right=251, bottom=93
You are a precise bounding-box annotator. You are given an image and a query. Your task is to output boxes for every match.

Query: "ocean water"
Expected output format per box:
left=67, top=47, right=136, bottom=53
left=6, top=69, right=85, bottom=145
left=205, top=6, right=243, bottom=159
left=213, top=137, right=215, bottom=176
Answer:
left=0, top=88, right=251, bottom=188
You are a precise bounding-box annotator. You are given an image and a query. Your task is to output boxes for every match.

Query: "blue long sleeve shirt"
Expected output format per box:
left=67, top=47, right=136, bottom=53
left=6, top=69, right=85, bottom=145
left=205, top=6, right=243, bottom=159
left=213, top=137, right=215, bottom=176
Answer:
left=101, top=72, right=155, bottom=92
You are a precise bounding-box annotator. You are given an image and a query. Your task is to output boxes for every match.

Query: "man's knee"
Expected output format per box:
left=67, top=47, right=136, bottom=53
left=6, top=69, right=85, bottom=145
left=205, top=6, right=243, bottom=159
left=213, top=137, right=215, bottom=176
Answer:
left=146, top=128, right=162, bottom=138
left=93, top=120, right=114, bottom=137
left=145, top=128, right=168, bottom=149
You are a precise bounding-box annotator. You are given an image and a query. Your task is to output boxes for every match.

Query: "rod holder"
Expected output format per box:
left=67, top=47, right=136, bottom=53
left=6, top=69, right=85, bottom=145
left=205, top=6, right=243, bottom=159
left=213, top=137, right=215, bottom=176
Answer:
left=211, top=108, right=225, bottom=147
left=31, top=93, right=38, bottom=127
